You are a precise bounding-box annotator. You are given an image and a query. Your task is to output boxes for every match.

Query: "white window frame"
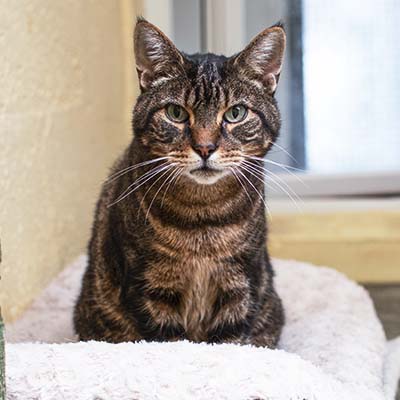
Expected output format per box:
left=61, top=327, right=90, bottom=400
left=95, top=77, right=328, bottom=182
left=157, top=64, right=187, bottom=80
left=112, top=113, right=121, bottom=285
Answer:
left=274, top=171, right=400, bottom=198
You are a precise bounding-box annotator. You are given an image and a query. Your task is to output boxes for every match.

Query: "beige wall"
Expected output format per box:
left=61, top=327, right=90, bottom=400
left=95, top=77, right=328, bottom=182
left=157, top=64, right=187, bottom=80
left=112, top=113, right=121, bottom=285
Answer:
left=0, top=0, right=140, bottom=322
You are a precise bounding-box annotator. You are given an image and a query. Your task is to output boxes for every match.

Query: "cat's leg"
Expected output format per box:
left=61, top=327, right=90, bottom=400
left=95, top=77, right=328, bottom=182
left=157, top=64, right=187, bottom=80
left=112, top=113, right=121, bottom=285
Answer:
left=74, top=270, right=144, bottom=343
left=120, top=287, right=186, bottom=342
left=206, top=321, right=250, bottom=344
left=248, top=288, right=284, bottom=348
left=205, top=289, right=253, bottom=344
left=74, top=293, right=143, bottom=343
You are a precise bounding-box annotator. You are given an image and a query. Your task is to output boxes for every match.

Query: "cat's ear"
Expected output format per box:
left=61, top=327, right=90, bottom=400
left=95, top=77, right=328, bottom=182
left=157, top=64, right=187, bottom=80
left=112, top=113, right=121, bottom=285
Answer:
left=134, top=18, right=186, bottom=90
left=232, top=24, right=286, bottom=94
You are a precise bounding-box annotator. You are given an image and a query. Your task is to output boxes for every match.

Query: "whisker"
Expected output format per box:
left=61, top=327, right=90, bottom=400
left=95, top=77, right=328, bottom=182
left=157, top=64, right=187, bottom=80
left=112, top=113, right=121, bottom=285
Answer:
left=238, top=164, right=282, bottom=198
left=238, top=163, right=280, bottom=194
left=106, top=164, right=170, bottom=198
left=234, top=167, right=271, bottom=217
left=114, top=161, right=171, bottom=199
left=161, top=167, right=184, bottom=207
left=173, top=168, right=185, bottom=186
left=271, top=142, right=298, bottom=165
left=239, top=163, right=268, bottom=184
left=244, top=155, right=306, bottom=186
left=229, top=167, right=253, bottom=203
left=105, top=157, right=170, bottom=184
left=264, top=160, right=307, bottom=187
left=244, top=155, right=304, bottom=173
left=243, top=160, right=303, bottom=198
left=242, top=161, right=303, bottom=211
left=266, top=169, right=304, bottom=206
left=107, top=163, right=172, bottom=207
left=145, top=166, right=179, bottom=221
left=138, top=164, right=178, bottom=220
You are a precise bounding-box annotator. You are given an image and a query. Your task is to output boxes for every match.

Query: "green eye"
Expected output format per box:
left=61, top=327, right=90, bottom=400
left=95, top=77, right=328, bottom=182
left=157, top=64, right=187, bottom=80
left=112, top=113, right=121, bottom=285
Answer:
left=224, top=105, right=248, bottom=123
left=166, top=104, right=189, bottom=123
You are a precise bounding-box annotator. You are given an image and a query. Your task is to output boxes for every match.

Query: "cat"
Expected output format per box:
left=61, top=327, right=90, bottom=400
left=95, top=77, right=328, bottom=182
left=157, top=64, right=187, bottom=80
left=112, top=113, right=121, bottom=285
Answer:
left=74, top=18, right=286, bottom=347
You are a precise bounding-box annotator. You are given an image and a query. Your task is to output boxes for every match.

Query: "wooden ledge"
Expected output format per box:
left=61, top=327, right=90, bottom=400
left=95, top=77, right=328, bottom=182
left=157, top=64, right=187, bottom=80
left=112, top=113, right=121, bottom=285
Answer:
left=268, top=199, right=400, bottom=283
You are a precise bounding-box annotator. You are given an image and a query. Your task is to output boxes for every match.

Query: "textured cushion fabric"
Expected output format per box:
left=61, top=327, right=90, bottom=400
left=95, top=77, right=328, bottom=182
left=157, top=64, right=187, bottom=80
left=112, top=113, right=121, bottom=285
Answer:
left=5, top=256, right=400, bottom=400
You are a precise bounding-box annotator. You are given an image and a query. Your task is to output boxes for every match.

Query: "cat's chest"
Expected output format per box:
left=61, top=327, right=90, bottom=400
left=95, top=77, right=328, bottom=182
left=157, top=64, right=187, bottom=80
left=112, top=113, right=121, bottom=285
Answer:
left=180, top=257, right=218, bottom=339
left=144, top=252, right=247, bottom=341
left=142, top=223, right=251, bottom=339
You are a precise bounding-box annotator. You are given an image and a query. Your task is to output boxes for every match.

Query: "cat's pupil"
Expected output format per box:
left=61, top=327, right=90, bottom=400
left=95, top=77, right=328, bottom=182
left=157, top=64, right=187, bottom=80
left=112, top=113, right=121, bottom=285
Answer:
left=232, top=106, right=240, bottom=119
left=173, top=106, right=181, bottom=119
left=166, top=104, right=189, bottom=123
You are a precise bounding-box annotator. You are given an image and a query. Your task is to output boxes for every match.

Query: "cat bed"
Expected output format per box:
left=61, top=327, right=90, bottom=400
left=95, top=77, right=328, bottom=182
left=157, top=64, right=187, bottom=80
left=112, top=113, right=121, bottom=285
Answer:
left=5, top=255, right=400, bottom=400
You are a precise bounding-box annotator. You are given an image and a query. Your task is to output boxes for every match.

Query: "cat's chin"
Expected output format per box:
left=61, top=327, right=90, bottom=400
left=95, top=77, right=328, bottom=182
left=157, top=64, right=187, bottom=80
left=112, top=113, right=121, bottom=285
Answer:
left=187, top=168, right=228, bottom=185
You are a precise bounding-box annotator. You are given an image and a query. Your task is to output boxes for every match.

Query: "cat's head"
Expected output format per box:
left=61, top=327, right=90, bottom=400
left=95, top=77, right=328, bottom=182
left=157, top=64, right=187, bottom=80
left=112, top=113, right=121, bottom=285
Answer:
left=132, top=19, right=285, bottom=185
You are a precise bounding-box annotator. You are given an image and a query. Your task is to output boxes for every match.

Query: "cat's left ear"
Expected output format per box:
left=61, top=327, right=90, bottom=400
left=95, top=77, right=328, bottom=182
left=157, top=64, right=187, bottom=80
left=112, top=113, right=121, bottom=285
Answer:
left=232, top=24, right=286, bottom=94
left=134, top=18, right=186, bottom=91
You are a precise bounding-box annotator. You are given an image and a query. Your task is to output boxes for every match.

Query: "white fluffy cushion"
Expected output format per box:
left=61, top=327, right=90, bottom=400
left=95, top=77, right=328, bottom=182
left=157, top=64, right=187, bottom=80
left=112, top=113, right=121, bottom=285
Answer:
left=5, top=256, right=400, bottom=399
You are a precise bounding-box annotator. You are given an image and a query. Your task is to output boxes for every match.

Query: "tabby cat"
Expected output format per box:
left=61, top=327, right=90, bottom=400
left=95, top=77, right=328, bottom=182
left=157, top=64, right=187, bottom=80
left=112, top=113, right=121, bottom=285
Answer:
left=74, top=18, right=286, bottom=347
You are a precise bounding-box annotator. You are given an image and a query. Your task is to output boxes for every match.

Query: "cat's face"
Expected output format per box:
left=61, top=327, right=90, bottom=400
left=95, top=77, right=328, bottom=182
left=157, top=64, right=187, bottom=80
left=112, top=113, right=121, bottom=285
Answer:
left=133, top=19, right=285, bottom=185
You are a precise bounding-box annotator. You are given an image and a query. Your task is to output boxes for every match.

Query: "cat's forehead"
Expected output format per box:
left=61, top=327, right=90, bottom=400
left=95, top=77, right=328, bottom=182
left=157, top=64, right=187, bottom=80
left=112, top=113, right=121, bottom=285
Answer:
left=186, top=53, right=228, bottom=80
left=183, top=53, right=231, bottom=112
left=186, top=53, right=228, bottom=66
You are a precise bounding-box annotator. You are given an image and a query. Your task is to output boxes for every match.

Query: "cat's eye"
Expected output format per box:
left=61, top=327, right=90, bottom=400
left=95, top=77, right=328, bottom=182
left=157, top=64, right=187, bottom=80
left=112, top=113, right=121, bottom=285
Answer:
left=165, top=104, right=189, bottom=123
left=223, top=105, right=248, bottom=123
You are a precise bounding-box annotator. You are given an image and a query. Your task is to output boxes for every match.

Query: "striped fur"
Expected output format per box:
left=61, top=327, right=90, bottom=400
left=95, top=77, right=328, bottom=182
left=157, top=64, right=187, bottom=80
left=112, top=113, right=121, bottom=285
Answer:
left=74, top=19, right=286, bottom=347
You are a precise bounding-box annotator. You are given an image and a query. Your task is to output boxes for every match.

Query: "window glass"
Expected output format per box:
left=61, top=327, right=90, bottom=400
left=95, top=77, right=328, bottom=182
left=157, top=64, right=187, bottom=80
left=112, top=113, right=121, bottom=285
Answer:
left=303, top=0, right=400, bottom=173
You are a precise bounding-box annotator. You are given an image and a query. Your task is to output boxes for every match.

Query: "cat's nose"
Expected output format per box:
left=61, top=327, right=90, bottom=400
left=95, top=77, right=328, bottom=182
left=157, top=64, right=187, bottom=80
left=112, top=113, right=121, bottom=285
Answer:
left=192, top=143, right=217, bottom=160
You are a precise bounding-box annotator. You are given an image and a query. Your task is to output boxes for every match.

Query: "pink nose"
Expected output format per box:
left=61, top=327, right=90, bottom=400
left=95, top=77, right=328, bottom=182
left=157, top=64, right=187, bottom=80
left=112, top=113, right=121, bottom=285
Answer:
left=193, top=143, right=217, bottom=160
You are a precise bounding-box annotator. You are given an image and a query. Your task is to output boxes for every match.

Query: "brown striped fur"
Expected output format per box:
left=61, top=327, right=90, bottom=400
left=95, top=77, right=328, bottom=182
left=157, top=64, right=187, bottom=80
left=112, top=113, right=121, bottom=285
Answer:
left=74, top=19, right=286, bottom=347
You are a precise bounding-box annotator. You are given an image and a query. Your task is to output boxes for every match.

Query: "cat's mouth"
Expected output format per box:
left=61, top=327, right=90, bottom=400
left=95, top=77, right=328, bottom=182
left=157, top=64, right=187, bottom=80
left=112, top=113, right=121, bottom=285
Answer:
left=188, top=164, right=227, bottom=184
left=190, top=165, right=219, bottom=176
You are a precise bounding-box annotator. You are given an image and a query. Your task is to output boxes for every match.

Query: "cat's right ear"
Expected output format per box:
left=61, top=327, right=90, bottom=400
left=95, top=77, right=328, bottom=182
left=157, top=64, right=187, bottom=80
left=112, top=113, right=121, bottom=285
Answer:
left=232, top=23, right=286, bottom=94
left=134, top=18, right=186, bottom=91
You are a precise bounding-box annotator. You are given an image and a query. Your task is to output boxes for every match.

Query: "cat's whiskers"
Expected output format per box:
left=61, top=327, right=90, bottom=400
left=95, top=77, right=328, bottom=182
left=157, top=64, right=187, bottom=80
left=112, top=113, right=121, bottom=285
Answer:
left=244, top=155, right=307, bottom=187
left=143, top=165, right=180, bottom=222
left=270, top=142, right=298, bottom=165
left=242, top=159, right=304, bottom=206
left=262, top=169, right=304, bottom=209
left=160, top=167, right=184, bottom=207
left=244, top=155, right=303, bottom=172
left=241, top=161, right=303, bottom=211
left=117, top=160, right=171, bottom=197
left=108, top=162, right=173, bottom=207
left=233, top=166, right=271, bottom=217
left=105, top=156, right=170, bottom=184
left=229, top=167, right=253, bottom=203
left=242, top=159, right=301, bottom=192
